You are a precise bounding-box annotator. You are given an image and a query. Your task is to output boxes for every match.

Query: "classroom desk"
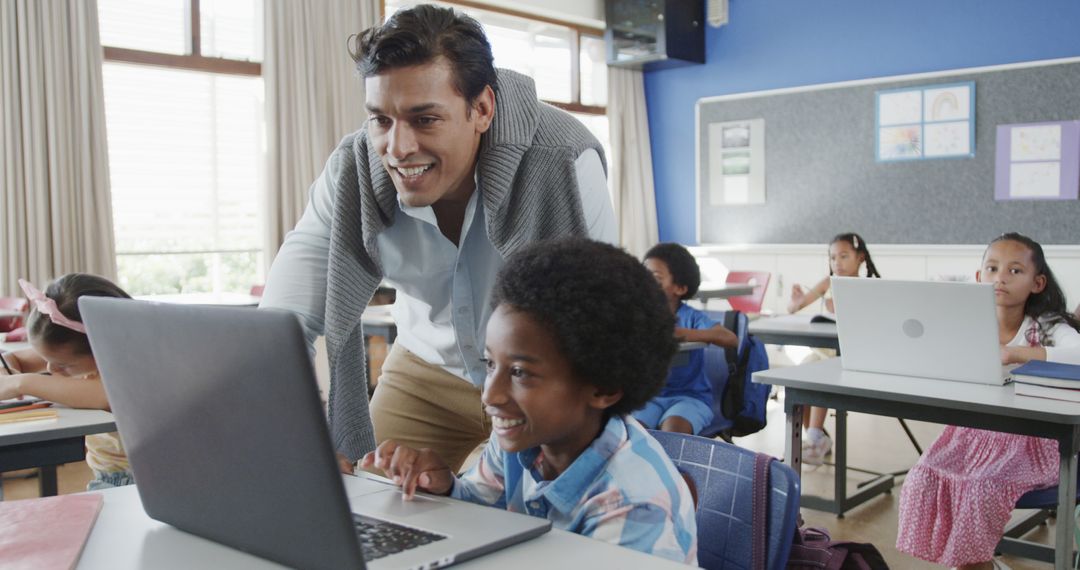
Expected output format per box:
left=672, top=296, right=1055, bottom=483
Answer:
left=755, top=357, right=1080, bottom=570
left=1, top=341, right=30, bottom=353
left=135, top=293, right=262, bottom=307
left=361, top=304, right=397, bottom=345
left=0, top=408, right=115, bottom=497
left=696, top=282, right=755, bottom=303
left=748, top=315, right=839, bottom=350
left=749, top=316, right=904, bottom=517
left=77, top=475, right=688, bottom=569
left=361, top=307, right=703, bottom=368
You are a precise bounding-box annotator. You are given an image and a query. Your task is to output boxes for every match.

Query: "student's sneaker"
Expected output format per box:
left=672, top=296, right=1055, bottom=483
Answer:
left=803, top=434, right=832, bottom=466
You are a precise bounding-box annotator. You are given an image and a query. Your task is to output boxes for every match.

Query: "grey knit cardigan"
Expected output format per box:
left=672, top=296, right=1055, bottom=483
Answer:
left=324, top=69, right=607, bottom=460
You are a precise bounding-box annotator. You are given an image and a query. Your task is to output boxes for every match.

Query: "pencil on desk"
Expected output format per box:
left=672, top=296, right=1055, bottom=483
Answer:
left=0, top=353, right=14, bottom=375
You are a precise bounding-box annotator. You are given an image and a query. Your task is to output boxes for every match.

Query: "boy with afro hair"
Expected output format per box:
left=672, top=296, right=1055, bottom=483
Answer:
left=637, top=242, right=738, bottom=435
left=363, top=238, right=697, bottom=564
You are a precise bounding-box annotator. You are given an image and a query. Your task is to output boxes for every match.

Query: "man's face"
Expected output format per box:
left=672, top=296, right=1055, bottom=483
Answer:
left=364, top=59, right=495, bottom=208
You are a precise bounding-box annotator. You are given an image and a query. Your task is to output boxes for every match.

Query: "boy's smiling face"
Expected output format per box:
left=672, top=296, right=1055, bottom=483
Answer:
left=481, top=304, right=619, bottom=474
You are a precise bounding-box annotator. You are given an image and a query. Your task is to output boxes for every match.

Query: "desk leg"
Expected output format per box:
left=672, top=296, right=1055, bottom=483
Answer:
left=835, top=410, right=848, bottom=518
left=1056, top=429, right=1079, bottom=570
left=786, top=403, right=804, bottom=481
left=39, top=466, right=58, bottom=496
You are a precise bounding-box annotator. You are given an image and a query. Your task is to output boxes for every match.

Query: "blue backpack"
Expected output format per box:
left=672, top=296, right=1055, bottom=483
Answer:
left=701, top=310, right=771, bottom=439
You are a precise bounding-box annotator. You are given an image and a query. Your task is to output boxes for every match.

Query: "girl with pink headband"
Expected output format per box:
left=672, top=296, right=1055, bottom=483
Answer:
left=0, top=273, right=135, bottom=490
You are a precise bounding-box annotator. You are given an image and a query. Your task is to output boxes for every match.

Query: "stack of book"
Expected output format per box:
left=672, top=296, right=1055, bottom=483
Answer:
left=1012, top=361, right=1080, bottom=402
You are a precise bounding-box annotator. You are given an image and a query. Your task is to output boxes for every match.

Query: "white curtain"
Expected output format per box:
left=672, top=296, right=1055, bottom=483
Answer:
left=263, top=0, right=379, bottom=263
left=0, top=0, right=116, bottom=297
left=607, top=66, right=659, bottom=258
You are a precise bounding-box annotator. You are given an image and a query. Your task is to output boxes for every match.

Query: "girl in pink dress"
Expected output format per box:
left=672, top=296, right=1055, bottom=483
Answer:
left=896, top=233, right=1080, bottom=569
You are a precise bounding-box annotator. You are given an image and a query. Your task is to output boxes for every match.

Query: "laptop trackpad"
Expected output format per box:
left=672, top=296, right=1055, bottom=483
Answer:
left=349, top=489, right=454, bottom=518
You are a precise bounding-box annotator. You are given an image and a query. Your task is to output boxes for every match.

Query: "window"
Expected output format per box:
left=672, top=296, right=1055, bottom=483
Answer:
left=382, top=1, right=610, bottom=165
left=98, top=0, right=265, bottom=296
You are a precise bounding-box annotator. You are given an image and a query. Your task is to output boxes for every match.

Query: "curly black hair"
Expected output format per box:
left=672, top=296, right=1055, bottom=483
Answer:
left=643, top=242, right=701, bottom=300
left=491, top=238, right=677, bottom=417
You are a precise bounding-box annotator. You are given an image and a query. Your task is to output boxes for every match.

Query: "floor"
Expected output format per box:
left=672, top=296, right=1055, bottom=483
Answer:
left=2, top=339, right=1061, bottom=568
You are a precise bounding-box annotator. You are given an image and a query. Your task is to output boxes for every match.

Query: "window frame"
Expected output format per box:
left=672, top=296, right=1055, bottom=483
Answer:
left=380, top=0, right=606, bottom=115
left=101, top=0, right=265, bottom=294
left=102, top=0, right=261, bottom=77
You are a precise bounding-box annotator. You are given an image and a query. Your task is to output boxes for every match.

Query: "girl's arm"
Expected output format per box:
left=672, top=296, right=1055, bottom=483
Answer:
left=788, top=277, right=830, bottom=313
left=0, top=349, right=48, bottom=374
left=0, top=374, right=110, bottom=410
left=676, top=323, right=738, bottom=348
left=1002, top=320, right=1080, bottom=365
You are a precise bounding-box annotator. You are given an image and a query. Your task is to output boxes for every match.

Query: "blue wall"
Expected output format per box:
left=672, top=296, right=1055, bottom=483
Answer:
left=645, top=1, right=1080, bottom=244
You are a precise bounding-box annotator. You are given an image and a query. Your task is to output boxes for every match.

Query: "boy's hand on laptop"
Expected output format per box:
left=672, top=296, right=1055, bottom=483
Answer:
left=361, top=440, right=454, bottom=500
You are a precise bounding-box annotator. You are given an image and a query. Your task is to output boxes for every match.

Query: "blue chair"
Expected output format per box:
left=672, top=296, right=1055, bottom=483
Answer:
left=650, top=430, right=800, bottom=570
left=996, top=465, right=1080, bottom=564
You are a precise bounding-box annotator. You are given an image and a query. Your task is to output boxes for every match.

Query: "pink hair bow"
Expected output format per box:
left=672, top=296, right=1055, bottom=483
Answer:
left=18, top=278, right=87, bottom=334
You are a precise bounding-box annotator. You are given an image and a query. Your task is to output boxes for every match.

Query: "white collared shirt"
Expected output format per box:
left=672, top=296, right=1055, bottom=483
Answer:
left=262, top=148, right=616, bottom=386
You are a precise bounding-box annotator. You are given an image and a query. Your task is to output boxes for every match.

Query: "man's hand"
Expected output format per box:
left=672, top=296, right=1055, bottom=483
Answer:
left=360, top=440, right=454, bottom=500
left=336, top=452, right=356, bottom=474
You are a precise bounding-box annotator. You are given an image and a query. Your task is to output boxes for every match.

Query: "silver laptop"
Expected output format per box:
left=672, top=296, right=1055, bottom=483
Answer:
left=79, top=297, right=550, bottom=570
left=831, top=277, right=1011, bottom=384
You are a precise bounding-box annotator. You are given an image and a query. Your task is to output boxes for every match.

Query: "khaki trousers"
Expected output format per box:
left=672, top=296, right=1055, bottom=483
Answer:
left=369, top=344, right=492, bottom=472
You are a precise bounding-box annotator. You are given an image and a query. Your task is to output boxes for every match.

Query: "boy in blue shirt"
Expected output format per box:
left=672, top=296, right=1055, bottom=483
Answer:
left=362, top=238, right=697, bottom=564
left=636, top=243, right=738, bottom=435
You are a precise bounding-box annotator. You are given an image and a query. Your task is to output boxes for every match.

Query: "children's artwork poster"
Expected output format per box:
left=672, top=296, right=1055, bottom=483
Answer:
left=994, top=121, right=1080, bottom=201
left=876, top=82, right=975, bottom=161
left=707, top=119, right=765, bottom=206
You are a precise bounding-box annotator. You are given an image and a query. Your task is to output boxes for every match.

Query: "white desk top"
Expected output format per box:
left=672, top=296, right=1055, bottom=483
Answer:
left=1, top=341, right=30, bottom=353
left=0, top=407, right=115, bottom=446
left=361, top=304, right=395, bottom=326
left=748, top=314, right=838, bottom=339
left=697, top=282, right=755, bottom=300
left=77, top=477, right=687, bottom=569
left=135, top=293, right=262, bottom=307
left=755, top=357, right=1080, bottom=424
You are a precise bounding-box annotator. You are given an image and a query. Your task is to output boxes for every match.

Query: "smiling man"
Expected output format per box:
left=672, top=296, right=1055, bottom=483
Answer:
left=260, top=4, right=616, bottom=469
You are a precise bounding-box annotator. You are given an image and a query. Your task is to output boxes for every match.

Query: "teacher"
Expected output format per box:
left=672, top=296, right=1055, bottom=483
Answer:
left=261, top=4, right=616, bottom=469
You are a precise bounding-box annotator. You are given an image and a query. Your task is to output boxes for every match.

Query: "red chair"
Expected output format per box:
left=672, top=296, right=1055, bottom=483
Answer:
left=0, top=297, right=28, bottom=332
left=725, top=271, right=771, bottom=314
left=249, top=284, right=265, bottom=297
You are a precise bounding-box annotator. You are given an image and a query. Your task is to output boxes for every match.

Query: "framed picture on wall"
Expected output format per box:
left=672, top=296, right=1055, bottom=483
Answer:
left=707, top=118, right=765, bottom=205
left=875, top=81, right=975, bottom=162
left=995, top=121, right=1080, bottom=201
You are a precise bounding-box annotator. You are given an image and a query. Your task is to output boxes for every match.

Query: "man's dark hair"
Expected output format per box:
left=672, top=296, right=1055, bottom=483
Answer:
left=491, top=238, right=677, bottom=417
left=644, top=242, right=701, bottom=301
left=349, top=4, right=498, bottom=103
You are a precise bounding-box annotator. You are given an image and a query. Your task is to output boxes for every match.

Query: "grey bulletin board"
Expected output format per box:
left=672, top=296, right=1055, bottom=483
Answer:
left=695, top=57, right=1080, bottom=245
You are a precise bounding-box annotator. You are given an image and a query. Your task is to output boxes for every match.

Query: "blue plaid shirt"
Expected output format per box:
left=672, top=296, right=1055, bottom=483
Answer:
left=450, top=415, right=698, bottom=564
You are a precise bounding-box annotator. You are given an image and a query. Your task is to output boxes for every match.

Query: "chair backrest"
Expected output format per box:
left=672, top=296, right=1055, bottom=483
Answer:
left=649, top=430, right=800, bottom=570
left=725, top=271, right=771, bottom=314
left=249, top=284, right=265, bottom=297
left=0, top=297, right=28, bottom=332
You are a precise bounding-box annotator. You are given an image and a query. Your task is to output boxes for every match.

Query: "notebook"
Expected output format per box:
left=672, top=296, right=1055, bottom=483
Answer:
left=831, top=277, right=1011, bottom=384
left=0, top=493, right=103, bottom=570
left=79, top=298, right=550, bottom=570
left=1010, top=360, right=1080, bottom=388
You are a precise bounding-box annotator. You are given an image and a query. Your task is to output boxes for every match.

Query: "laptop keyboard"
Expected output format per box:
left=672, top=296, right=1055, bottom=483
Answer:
left=353, top=514, right=447, bottom=560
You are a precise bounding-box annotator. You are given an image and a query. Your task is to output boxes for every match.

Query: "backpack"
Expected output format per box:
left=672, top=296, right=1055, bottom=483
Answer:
left=716, top=310, right=771, bottom=438
left=750, top=455, right=889, bottom=570
left=786, top=526, right=890, bottom=570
